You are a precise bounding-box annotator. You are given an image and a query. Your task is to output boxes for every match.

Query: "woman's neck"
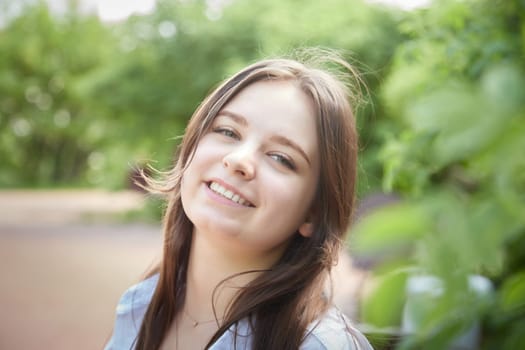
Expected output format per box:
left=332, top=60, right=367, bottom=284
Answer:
left=184, top=229, right=275, bottom=322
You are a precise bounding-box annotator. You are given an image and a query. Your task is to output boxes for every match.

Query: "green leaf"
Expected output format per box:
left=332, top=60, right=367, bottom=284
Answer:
left=362, top=269, right=408, bottom=327
left=500, top=270, right=525, bottom=313
left=351, top=203, right=428, bottom=254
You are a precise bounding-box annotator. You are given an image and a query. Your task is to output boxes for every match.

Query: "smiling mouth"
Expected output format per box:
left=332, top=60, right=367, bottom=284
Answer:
left=207, top=181, right=254, bottom=207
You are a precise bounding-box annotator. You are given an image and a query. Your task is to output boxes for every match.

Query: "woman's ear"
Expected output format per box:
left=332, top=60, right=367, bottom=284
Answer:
left=298, top=208, right=316, bottom=237
left=298, top=222, right=314, bottom=237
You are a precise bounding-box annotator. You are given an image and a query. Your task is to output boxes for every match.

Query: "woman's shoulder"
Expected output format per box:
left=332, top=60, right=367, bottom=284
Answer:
left=301, top=307, right=373, bottom=350
left=104, top=274, right=159, bottom=350
left=115, top=273, right=159, bottom=315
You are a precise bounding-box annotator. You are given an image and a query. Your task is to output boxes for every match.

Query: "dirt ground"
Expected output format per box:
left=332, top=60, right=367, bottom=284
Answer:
left=0, top=190, right=162, bottom=350
left=0, top=190, right=366, bottom=350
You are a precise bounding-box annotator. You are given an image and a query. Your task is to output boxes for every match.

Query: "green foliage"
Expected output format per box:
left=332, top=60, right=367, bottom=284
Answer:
left=353, top=203, right=428, bottom=253
left=352, top=0, right=525, bottom=348
left=0, top=2, right=118, bottom=187
left=0, top=0, right=400, bottom=189
left=90, top=0, right=401, bottom=189
left=362, top=267, right=408, bottom=328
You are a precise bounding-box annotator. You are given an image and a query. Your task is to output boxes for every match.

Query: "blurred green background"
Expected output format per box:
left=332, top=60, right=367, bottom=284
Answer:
left=0, top=0, right=523, bottom=349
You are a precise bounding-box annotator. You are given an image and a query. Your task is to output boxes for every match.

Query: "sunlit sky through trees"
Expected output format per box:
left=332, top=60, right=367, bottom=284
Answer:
left=42, top=0, right=430, bottom=22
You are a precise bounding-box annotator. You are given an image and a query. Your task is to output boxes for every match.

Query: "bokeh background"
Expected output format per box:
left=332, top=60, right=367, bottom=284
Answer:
left=0, top=0, right=523, bottom=349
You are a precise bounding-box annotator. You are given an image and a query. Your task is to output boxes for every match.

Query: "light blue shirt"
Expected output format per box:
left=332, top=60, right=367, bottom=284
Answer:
left=105, top=274, right=373, bottom=350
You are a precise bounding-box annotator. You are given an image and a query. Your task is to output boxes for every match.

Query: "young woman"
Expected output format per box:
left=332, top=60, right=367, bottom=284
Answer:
left=105, top=51, right=373, bottom=350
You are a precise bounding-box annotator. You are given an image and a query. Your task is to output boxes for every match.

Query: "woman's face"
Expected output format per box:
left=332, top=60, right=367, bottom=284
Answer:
left=181, top=80, right=320, bottom=264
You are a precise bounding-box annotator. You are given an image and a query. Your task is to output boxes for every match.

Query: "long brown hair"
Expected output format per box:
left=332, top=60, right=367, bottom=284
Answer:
left=135, top=49, right=362, bottom=350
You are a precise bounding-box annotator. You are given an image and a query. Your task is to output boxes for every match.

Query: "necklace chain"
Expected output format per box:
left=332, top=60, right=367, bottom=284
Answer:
left=183, top=308, right=221, bottom=328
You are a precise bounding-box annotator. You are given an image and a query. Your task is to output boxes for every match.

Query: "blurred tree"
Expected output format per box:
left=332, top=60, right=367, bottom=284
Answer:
left=90, top=0, right=401, bottom=191
left=0, top=1, right=118, bottom=187
left=0, top=0, right=401, bottom=189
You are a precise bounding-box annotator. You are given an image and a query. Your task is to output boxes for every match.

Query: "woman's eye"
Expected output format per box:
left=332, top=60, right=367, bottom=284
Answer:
left=269, top=153, right=296, bottom=170
left=213, top=127, right=238, bottom=139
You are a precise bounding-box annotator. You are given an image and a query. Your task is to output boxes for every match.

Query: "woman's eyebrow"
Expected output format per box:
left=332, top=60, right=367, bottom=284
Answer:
left=218, top=109, right=311, bottom=166
left=217, top=110, right=248, bottom=126
left=270, top=135, right=311, bottom=166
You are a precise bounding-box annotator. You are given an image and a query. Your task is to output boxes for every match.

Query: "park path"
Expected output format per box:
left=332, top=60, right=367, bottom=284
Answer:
left=0, top=190, right=162, bottom=350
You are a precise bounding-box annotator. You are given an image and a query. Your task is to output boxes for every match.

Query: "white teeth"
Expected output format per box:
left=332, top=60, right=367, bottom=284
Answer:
left=209, top=182, right=251, bottom=206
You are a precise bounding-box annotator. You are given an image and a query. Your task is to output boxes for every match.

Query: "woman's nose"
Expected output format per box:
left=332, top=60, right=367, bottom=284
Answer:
left=222, top=144, right=256, bottom=180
